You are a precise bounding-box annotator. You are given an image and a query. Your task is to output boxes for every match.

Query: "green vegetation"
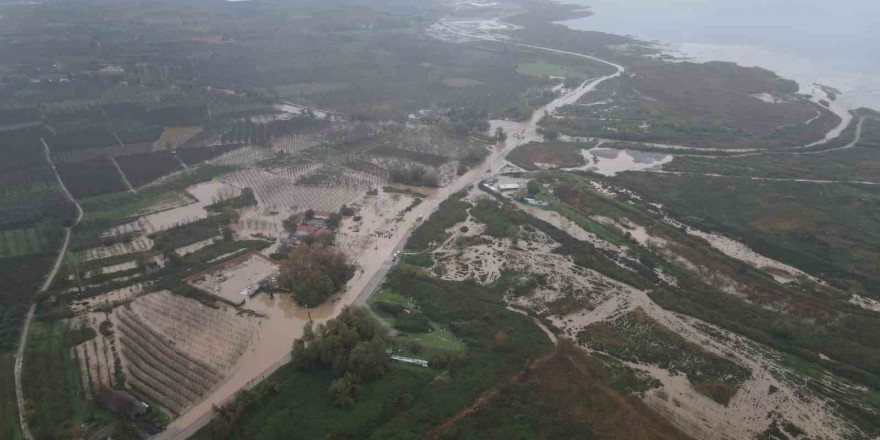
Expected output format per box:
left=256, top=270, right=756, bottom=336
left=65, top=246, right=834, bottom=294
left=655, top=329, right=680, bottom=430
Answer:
left=0, top=228, right=64, bottom=258
left=517, top=61, right=587, bottom=80
left=289, top=307, right=389, bottom=409
left=383, top=187, right=428, bottom=198
left=613, top=172, right=880, bottom=297
left=579, top=308, right=751, bottom=405
left=858, top=117, right=880, bottom=147
left=491, top=271, right=547, bottom=299
left=470, top=197, right=527, bottom=239
left=406, top=198, right=471, bottom=252
left=402, top=252, right=434, bottom=268
left=506, top=141, right=590, bottom=171
left=662, top=117, right=880, bottom=182
left=197, top=270, right=552, bottom=440
left=206, top=188, right=257, bottom=212
left=0, top=253, right=58, bottom=348
left=514, top=171, right=880, bottom=433
left=150, top=214, right=230, bottom=252
left=280, top=243, right=353, bottom=307
left=22, top=318, right=112, bottom=440
left=544, top=60, right=837, bottom=150
left=0, top=353, right=23, bottom=440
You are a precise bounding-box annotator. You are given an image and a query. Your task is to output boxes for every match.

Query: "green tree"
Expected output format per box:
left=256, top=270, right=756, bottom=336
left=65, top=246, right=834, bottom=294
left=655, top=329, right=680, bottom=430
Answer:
left=221, top=226, right=234, bottom=242
left=494, top=127, right=507, bottom=142
left=527, top=180, right=540, bottom=196
left=327, top=212, right=342, bottom=230
left=328, top=373, right=360, bottom=408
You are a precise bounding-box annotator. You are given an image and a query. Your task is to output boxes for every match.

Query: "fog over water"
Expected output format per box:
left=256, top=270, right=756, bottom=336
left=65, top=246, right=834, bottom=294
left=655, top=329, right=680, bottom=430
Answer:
left=559, top=0, right=880, bottom=110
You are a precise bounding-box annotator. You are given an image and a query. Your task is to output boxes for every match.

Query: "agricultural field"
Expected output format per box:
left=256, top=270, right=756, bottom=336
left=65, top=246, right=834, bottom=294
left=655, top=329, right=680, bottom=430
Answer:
left=0, top=227, right=63, bottom=258
left=0, top=352, right=23, bottom=440
left=51, top=143, right=154, bottom=165
left=4, top=1, right=879, bottom=439
left=116, top=127, right=165, bottom=145
left=22, top=318, right=113, bottom=440
left=115, top=151, right=185, bottom=187
left=55, top=159, right=127, bottom=199
left=154, top=126, right=203, bottom=150
left=113, top=291, right=256, bottom=414
left=46, top=130, right=120, bottom=153
left=176, top=144, right=245, bottom=167
left=219, top=169, right=368, bottom=213
left=0, top=182, right=73, bottom=230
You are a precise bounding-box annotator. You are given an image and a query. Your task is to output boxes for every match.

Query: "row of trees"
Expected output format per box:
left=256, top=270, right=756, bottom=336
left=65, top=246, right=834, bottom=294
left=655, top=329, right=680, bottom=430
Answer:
left=388, top=164, right=439, bottom=187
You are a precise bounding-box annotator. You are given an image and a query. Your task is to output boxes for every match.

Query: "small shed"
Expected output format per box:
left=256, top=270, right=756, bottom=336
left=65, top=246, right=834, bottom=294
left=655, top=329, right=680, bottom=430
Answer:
left=498, top=183, right=521, bottom=191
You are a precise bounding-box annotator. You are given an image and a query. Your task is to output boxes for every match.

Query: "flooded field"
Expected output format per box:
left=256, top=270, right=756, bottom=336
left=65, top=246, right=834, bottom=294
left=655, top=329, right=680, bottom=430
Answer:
left=566, top=147, right=672, bottom=176
left=143, top=180, right=240, bottom=231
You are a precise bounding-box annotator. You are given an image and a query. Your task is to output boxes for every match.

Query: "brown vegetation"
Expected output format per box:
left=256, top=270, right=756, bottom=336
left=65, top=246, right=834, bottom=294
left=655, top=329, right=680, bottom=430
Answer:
left=438, top=340, right=695, bottom=440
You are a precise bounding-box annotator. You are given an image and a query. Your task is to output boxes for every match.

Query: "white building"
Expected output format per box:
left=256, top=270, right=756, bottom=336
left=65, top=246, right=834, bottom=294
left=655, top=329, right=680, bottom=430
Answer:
left=498, top=183, right=521, bottom=191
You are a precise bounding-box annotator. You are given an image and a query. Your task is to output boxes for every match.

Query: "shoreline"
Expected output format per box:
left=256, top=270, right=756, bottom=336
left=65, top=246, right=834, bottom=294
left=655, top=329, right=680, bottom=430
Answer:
left=552, top=1, right=880, bottom=112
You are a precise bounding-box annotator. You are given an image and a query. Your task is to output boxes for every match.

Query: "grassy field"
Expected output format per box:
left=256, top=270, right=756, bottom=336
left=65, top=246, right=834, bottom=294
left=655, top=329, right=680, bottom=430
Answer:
left=517, top=61, right=587, bottom=80
left=0, top=228, right=63, bottom=258
left=405, top=198, right=471, bottom=252
left=23, top=318, right=112, bottom=440
left=0, top=352, right=23, bottom=440
left=369, top=288, right=466, bottom=353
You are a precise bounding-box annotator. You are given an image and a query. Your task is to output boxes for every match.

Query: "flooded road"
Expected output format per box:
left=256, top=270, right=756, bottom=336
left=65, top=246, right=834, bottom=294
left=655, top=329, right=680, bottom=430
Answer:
left=157, top=13, right=630, bottom=440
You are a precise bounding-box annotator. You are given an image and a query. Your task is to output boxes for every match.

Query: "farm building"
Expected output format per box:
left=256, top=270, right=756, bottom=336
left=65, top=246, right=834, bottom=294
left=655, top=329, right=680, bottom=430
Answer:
left=498, top=183, right=521, bottom=191
left=185, top=251, right=281, bottom=302
left=96, top=388, right=149, bottom=419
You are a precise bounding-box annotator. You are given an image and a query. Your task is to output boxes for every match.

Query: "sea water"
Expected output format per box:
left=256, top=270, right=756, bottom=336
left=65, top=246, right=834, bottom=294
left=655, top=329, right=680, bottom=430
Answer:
left=559, top=0, right=880, bottom=110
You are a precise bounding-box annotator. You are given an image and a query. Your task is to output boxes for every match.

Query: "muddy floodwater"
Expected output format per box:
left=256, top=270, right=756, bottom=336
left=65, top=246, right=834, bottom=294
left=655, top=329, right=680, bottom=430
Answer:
left=567, top=147, right=672, bottom=176
left=144, top=180, right=240, bottom=231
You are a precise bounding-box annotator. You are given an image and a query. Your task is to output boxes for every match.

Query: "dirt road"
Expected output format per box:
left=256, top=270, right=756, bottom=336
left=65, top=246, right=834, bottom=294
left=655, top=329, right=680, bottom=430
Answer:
left=15, top=139, right=85, bottom=440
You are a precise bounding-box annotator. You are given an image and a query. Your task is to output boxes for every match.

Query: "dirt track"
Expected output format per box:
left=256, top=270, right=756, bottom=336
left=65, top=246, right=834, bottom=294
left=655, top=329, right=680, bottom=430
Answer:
left=15, top=139, right=86, bottom=440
